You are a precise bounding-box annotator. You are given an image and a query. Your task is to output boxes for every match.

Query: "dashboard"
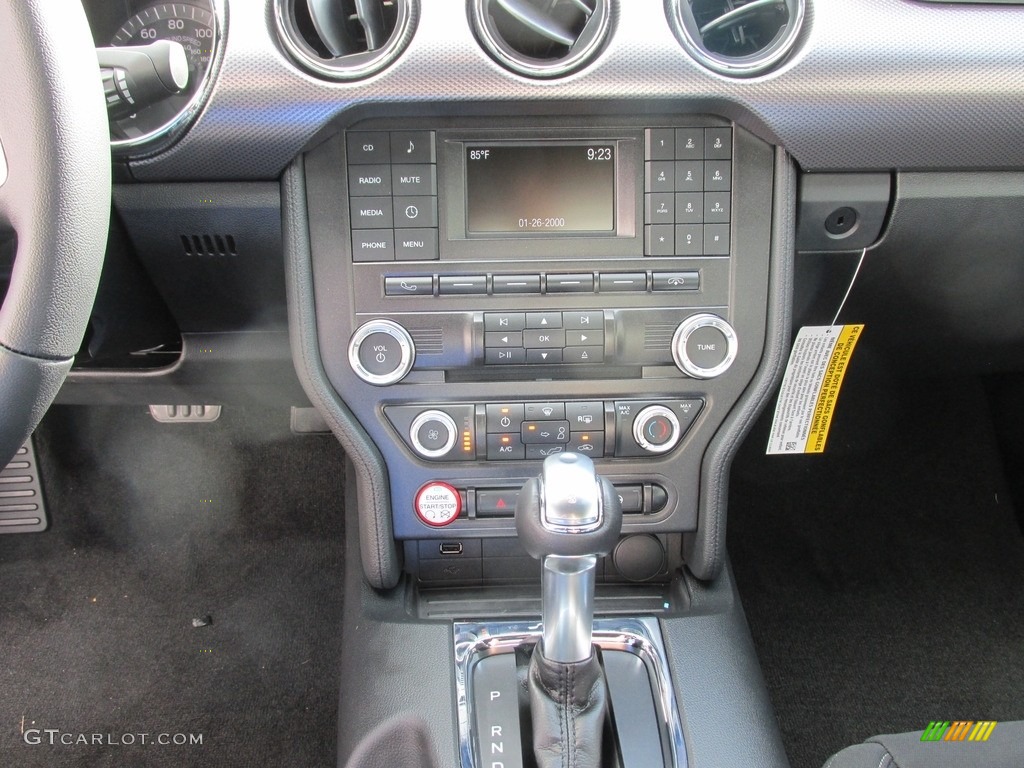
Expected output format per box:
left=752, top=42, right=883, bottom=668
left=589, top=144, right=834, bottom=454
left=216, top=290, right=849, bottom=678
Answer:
left=72, top=0, right=1024, bottom=588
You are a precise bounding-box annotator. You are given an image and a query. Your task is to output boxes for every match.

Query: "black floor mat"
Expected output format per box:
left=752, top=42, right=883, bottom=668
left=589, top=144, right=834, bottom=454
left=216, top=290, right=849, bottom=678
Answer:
left=0, top=406, right=346, bottom=767
left=728, top=365, right=1024, bottom=768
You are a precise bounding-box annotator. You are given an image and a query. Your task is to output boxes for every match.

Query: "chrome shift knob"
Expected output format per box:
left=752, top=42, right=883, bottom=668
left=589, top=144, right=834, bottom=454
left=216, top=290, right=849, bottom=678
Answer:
left=516, top=454, right=622, bottom=662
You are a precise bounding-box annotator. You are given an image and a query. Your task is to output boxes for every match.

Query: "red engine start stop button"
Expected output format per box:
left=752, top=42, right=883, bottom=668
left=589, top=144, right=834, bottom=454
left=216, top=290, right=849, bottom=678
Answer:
left=414, top=482, right=462, bottom=527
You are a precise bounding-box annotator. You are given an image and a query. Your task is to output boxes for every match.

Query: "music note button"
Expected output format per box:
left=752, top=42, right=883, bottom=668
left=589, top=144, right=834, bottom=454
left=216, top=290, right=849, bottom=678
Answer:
left=390, top=131, right=435, bottom=163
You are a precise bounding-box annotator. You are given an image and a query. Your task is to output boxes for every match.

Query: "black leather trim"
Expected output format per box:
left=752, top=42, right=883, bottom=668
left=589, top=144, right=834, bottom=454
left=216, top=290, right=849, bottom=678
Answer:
left=683, top=149, right=796, bottom=580
left=0, top=344, right=73, bottom=461
left=282, top=159, right=401, bottom=590
left=343, top=714, right=439, bottom=768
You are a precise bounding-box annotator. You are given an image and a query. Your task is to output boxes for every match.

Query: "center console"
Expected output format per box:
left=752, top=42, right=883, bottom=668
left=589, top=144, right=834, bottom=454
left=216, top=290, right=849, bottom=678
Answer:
left=303, top=115, right=775, bottom=587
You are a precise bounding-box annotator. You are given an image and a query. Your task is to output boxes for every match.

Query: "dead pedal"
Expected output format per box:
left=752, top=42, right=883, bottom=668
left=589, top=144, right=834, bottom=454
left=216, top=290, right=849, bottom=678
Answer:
left=149, top=405, right=222, bottom=423
left=0, top=441, right=47, bottom=533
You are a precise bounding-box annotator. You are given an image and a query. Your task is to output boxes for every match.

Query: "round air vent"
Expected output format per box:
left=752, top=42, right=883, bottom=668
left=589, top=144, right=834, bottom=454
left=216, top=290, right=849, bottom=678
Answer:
left=667, top=0, right=805, bottom=77
left=470, top=0, right=611, bottom=78
left=274, top=0, right=416, bottom=80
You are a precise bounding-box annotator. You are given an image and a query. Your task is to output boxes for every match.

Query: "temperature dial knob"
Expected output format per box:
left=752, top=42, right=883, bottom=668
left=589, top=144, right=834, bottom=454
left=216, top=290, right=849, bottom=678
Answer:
left=632, top=405, right=682, bottom=454
left=671, top=314, right=738, bottom=379
left=348, top=319, right=415, bottom=385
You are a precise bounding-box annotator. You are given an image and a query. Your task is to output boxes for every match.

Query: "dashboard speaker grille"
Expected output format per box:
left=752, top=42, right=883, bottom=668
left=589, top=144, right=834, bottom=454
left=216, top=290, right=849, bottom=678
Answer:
left=668, top=0, right=805, bottom=77
left=274, top=0, right=416, bottom=81
left=471, top=0, right=611, bottom=78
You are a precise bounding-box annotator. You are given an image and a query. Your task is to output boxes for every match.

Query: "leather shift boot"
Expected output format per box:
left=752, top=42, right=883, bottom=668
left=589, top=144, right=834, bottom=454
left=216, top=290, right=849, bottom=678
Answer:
left=528, top=643, right=607, bottom=768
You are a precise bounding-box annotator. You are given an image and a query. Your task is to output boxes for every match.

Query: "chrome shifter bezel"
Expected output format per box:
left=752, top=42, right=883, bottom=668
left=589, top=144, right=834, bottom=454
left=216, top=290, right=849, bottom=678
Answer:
left=452, top=617, right=689, bottom=768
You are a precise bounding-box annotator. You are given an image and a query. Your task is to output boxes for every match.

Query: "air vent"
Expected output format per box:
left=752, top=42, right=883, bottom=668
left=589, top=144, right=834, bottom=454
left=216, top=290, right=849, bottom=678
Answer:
left=668, top=0, right=805, bottom=77
left=470, top=0, right=611, bottom=78
left=181, top=234, right=237, bottom=258
left=274, top=0, right=416, bottom=80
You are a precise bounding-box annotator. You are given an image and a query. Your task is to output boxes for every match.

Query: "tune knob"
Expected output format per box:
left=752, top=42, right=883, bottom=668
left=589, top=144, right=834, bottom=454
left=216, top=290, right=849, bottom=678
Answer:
left=348, top=319, right=415, bottom=385
left=631, top=405, right=681, bottom=454
left=671, top=313, right=738, bottom=379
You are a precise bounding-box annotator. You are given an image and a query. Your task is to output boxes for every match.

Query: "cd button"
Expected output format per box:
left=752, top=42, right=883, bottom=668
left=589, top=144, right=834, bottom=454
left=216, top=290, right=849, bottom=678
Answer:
left=526, top=312, right=562, bottom=329
left=485, top=312, right=526, bottom=331
left=346, top=132, right=390, bottom=164
left=526, top=349, right=562, bottom=364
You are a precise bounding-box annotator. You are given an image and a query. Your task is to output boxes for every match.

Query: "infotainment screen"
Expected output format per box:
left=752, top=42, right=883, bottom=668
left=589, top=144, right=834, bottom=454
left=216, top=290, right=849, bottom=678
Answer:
left=465, top=143, right=615, bottom=235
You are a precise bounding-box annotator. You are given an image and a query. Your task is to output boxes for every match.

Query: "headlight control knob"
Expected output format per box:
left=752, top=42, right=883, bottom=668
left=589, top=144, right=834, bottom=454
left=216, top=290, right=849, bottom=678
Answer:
left=632, top=405, right=681, bottom=454
left=348, top=319, right=415, bottom=385
left=671, top=313, right=738, bottom=379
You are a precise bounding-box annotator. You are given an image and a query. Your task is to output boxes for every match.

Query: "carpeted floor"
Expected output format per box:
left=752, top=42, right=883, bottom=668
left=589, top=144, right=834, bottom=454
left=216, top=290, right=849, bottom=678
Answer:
left=728, top=360, right=1024, bottom=768
left=0, top=406, right=346, bottom=767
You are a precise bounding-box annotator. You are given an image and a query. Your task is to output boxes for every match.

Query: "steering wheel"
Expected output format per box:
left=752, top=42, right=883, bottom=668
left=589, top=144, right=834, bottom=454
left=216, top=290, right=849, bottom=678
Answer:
left=0, top=0, right=110, bottom=465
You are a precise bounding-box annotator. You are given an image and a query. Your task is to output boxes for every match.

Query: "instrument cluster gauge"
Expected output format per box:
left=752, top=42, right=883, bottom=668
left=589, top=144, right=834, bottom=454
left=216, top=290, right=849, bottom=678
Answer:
left=103, top=1, right=226, bottom=156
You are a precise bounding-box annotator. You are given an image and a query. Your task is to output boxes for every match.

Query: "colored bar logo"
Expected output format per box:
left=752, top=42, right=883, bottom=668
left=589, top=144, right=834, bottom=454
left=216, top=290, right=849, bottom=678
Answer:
left=921, top=721, right=997, bottom=742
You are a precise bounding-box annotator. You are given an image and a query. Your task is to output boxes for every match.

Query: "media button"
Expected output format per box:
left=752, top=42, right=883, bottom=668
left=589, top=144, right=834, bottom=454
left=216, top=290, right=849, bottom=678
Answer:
left=350, top=196, right=394, bottom=229
left=485, top=312, right=526, bottom=331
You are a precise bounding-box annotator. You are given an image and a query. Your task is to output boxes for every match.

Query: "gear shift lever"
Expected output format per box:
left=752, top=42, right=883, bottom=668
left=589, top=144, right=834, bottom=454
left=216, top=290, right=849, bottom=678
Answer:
left=515, top=453, right=623, bottom=768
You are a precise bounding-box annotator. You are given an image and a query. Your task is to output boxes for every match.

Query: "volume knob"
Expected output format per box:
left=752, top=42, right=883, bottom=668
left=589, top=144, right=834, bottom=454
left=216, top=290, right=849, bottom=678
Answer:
left=348, top=319, right=415, bottom=385
left=671, top=314, right=738, bottom=379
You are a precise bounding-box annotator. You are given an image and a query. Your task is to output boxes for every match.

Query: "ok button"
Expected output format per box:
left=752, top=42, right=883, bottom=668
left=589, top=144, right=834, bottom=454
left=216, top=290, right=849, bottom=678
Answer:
left=523, top=329, right=565, bottom=349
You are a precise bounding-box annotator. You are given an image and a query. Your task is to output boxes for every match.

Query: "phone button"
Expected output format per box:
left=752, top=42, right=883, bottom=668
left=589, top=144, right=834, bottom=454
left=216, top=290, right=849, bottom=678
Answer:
left=384, top=275, right=434, bottom=296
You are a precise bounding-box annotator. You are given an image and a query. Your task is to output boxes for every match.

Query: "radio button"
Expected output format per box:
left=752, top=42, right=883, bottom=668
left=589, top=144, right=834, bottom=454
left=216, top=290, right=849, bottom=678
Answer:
left=390, top=131, right=436, bottom=164
left=493, top=274, right=541, bottom=294
left=566, top=329, right=604, bottom=347
left=645, top=193, right=675, bottom=224
left=395, top=228, right=439, bottom=261
left=563, top=346, right=603, bottom=364
left=524, top=402, right=565, bottom=420
left=566, top=402, right=604, bottom=428
left=675, top=224, right=703, bottom=256
left=653, top=271, right=700, bottom=292
left=645, top=225, right=674, bottom=256
left=391, top=163, right=437, bottom=196
left=704, top=224, right=731, bottom=255
left=347, top=132, right=390, bottom=164
left=598, top=273, right=646, bottom=292
left=704, top=128, right=732, bottom=160
left=486, top=403, right=525, bottom=432
left=563, top=311, right=603, bottom=330
left=393, top=195, right=438, bottom=228
left=645, top=161, right=675, bottom=193
left=487, top=433, right=525, bottom=460
left=348, top=164, right=392, bottom=196
left=526, top=349, right=562, bottom=364
left=645, top=128, right=675, bottom=160
left=522, top=421, right=570, bottom=444
left=675, top=128, right=704, bottom=159
left=568, top=432, right=604, bottom=457
left=350, top=196, right=394, bottom=229
left=525, top=312, right=562, bottom=329
left=523, top=329, right=565, bottom=348
left=546, top=273, right=594, bottom=293
left=439, top=275, right=486, bottom=295
left=705, top=160, right=731, bottom=191
left=485, top=312, right=526, bottom=331
left=675, top=192, right=703, bottom=224
left=485, top=348, right=526, bottom=365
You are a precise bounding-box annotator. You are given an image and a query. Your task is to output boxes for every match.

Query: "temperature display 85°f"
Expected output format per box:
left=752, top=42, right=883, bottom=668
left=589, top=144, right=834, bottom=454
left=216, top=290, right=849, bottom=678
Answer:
left=465, top=143, right=616, bottom=235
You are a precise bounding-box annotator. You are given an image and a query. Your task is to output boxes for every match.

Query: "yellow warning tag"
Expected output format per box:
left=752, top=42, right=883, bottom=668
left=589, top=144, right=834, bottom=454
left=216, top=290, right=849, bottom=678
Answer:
left=766, top=324, right=864, bottom=455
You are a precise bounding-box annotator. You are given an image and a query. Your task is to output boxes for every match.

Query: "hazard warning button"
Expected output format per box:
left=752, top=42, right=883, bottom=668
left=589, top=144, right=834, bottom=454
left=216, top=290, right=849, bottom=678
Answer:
left=414, top=482, right=462, bottom=527
left=475, top=488, right=520, bottom=518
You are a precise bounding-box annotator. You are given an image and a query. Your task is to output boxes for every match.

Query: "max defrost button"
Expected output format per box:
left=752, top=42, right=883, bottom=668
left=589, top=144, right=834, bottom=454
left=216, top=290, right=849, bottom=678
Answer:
left=414, top=482, right=462, bottom=527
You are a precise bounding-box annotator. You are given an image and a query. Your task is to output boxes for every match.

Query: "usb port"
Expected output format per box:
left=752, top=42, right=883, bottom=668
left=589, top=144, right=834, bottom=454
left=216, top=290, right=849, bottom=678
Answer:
left=439, top=542, right=464, bottom=556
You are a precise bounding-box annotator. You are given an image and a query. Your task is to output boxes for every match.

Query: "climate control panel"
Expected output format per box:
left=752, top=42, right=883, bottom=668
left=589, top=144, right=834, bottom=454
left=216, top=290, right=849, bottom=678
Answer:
left=384, top=399, right=703, bottom=463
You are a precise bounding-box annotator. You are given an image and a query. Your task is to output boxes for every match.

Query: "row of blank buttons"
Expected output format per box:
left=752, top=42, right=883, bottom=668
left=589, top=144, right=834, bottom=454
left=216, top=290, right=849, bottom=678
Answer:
left=383, top=271, right=700, bottom=296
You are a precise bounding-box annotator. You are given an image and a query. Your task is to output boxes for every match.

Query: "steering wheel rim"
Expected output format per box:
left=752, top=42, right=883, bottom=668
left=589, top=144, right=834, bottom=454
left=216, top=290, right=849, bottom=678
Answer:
left=0, top=0, right=110, bottom=464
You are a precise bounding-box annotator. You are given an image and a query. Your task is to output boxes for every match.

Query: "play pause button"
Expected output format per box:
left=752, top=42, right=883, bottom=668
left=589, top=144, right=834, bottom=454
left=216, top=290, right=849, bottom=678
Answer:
left=485, top=348, right=526, bottom=364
